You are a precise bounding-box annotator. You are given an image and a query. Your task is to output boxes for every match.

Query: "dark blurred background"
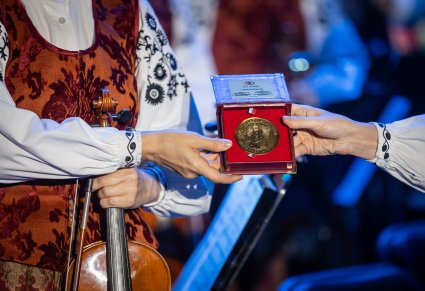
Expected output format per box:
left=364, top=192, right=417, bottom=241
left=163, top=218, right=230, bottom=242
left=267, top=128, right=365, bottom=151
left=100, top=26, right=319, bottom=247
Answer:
left=147, top=0, right=425, bottom=290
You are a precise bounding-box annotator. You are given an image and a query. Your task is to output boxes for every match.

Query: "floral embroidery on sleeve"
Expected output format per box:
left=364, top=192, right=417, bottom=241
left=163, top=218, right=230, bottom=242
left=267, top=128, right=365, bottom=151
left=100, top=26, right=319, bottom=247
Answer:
left=136, top=5, right=189, bottom=107
left=0, top=22, right=9, bottom=82
left=124, top=129, right=137, bottom=167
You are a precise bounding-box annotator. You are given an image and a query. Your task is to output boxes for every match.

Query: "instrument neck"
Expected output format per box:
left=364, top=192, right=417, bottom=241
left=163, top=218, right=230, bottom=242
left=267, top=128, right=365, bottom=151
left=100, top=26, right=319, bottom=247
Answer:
left=106, top=208, right=132, bottom=291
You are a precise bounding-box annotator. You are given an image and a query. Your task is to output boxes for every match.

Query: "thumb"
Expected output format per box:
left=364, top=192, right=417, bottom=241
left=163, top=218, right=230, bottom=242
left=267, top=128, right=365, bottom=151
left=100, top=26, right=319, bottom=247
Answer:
left=194, top=135, right=233, bottom=152
left=92, top=178, right=101, bottom=192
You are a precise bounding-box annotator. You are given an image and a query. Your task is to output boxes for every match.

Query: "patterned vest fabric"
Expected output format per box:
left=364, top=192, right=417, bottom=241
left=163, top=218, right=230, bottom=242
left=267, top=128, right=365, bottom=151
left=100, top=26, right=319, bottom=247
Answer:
left=0, top=0, right=158, bottom=272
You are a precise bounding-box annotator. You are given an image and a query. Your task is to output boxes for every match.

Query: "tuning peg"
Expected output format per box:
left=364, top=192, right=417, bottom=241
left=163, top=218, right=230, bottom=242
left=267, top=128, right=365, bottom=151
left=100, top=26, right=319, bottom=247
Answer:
left=112, top=109, right=133, bottom=124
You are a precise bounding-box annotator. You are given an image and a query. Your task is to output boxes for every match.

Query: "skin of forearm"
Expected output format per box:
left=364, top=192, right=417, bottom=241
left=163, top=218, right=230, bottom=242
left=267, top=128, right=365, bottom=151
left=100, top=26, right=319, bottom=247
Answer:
left=344, top=122, right=378, bottom=160
left=138, top=169, right=162, bottom=206
left=140, top=132, right=158, bottom=162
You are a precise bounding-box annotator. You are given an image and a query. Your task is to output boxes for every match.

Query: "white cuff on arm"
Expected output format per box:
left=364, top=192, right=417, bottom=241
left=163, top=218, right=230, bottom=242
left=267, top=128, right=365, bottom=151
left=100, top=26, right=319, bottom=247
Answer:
left=143, top=183, right=166, bottom=207
left=143, top=167, right=212, bottom=217
left=139, top=162, right=167, bottom=207
left=0, top=105, right=144, bottom=182
left=368, top=118, right=425, bottom=193
left=367, top=122, right=390, bottom=164
left=119, top=129, right=142, bottom=168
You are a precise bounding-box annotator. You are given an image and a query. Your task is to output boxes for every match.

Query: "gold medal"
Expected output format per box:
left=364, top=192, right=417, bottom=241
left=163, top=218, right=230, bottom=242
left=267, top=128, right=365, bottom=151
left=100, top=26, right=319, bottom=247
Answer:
left=235, top=117, right=279, bottom=154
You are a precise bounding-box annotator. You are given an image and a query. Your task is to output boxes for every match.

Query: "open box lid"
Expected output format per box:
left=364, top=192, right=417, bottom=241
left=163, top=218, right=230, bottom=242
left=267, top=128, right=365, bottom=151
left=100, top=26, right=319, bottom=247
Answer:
left=211, top=73, right=291, bottom=105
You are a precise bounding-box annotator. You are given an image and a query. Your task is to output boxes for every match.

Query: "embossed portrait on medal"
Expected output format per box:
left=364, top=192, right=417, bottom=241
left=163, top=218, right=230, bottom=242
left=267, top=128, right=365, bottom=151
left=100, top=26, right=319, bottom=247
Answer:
left=235, top=117, right=279, bottom=155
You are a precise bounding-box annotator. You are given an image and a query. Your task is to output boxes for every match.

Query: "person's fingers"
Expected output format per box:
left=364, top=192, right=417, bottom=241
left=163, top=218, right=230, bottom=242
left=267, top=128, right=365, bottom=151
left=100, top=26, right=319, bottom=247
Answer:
left=97, top=182, right=122, bottom=199
left=282, top=104, right=324, bottom=130
left=290, top=104, right=323, bottom=117
left=92, top=175, right=118, bottom=192
left=180, top=170, right=199, bottom=179
left=92, top=169, right=130, bottom=191
left=98, top=181, right=136, bottom=199
left=97, top=182, right=138, bottom=208
left=282, top=115, right=320, bottom=130
left=193, top=135, right=233, bottom=153
left=292, top=135, right=302, bottom=148
left=196, top=159, right=242, bottom=183
left=200, top=152, right=220, bottom=162
left=99, top=195, right=130, bottom=208
left=294, top=143, right=309, bottom=158
left=209, top=172, right=243, bottom=184
left=293, top=131, right=313, bottom=156
left=91, top=179, right=101, bottom=192
left=208, top=158, right=221, bottom=170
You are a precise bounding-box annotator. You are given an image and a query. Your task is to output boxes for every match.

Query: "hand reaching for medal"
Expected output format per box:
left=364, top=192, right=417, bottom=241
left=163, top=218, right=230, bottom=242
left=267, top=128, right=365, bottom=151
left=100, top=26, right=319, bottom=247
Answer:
left=141, top=130, right=243, bottom=184
left=282, top=104, right=378, bottom=160
left=93, top=130, right=242, bottom=209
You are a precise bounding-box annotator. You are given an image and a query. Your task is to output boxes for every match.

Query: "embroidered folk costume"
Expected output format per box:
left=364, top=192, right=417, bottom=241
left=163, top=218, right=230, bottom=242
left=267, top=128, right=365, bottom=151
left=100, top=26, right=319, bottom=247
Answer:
left=0, top=0, right=210, bottom=289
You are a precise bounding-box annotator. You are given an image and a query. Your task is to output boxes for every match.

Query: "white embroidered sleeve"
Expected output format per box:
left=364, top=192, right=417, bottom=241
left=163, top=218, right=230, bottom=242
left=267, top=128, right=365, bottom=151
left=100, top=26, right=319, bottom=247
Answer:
left=135, top=0, right=190, bottom=132
left=0, top=20, right=142, bottom=183
left=135, top=1, right=211, bottom=216
left=370, top=115, right=425, bottom=193
left=142, top=167, right=212, bottom=217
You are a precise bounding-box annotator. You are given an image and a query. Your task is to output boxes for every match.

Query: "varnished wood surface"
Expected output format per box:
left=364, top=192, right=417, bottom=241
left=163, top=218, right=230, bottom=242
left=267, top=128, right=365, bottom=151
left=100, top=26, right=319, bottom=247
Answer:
left=67, top=241, right=171, bottom=290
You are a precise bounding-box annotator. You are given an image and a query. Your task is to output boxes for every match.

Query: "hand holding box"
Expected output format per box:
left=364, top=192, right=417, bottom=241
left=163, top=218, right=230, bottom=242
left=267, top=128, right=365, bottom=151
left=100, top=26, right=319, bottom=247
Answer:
left=211, top=73, right=296, bottom=174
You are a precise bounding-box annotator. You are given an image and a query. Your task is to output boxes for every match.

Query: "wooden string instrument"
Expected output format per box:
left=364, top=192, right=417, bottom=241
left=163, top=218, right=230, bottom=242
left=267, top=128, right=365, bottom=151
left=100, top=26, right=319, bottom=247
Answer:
left=65, top=89, right=171, bottom=291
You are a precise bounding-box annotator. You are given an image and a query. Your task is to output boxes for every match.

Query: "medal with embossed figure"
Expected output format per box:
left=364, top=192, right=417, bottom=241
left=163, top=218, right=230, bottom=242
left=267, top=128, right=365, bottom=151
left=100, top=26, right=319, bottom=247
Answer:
left=235, top=117, right=279, bottom=155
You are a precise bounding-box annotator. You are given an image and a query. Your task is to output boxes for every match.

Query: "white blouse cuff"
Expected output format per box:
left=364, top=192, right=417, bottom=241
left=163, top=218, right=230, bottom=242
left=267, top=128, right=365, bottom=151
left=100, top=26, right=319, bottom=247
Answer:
left=143, top=183, right=166, bottom=207
left=118, top=129, right=142, bottom=168
left=367, top=122, right=391, bottom=167
left=144, top=189, right=212, bottom=217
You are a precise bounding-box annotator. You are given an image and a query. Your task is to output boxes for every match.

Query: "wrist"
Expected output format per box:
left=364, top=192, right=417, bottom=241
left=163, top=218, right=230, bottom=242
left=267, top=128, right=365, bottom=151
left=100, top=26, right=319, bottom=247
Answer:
left=347, top=122, right=378, bottom=160
left=141, top=132, right=159, bottom=162
left=137, top=169, right=162, bottom=205
left=142, top=183, right=165, bottom=208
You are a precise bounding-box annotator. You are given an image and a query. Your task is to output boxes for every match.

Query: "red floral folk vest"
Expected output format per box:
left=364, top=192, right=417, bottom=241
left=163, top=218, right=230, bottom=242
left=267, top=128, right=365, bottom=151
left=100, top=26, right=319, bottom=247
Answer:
left=0, top=0, right=158, bottom=272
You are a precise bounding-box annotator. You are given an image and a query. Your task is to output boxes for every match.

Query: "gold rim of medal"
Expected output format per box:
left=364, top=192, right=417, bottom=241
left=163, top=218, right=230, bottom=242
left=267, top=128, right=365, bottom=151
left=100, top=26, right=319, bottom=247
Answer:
left=234, top=117, right=279, bottom=155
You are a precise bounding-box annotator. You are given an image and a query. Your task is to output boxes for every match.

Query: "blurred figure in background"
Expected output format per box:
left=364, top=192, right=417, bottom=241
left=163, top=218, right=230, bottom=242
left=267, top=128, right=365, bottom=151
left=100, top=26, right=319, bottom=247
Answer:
left=372, top=0, right=425, bottom=115
left=345, top=0, right=425, bottom=115
left=152, top=0, right=371, bottom=122
left=150, top=0, right=220, bottom=133
left=213, top=0, right=370, bottom=108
